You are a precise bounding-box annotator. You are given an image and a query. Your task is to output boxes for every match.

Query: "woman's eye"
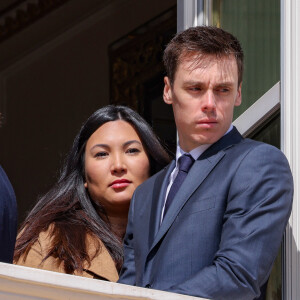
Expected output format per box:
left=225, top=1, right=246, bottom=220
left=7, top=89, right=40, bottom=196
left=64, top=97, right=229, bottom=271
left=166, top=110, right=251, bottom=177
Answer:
left=126, top=148, right=140, bottom=154
left=95, top=151, right=108, bottom=158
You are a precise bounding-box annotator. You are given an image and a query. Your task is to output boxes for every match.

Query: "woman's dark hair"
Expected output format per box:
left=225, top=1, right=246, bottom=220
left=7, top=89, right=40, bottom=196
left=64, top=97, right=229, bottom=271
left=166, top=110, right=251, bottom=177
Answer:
left=14, top=105, right=170, bottom=273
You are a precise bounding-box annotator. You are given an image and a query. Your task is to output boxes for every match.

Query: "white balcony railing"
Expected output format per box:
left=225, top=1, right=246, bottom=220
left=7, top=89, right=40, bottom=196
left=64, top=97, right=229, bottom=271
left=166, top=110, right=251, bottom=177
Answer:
left=0, top=262, right=204, bottom=300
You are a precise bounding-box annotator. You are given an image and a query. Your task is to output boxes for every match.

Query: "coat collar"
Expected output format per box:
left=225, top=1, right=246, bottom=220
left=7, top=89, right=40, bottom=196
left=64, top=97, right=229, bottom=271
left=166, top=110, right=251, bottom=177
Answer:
left=80, top=234, right=119, bottom=282
left=199, top=126, right=243, bottom=160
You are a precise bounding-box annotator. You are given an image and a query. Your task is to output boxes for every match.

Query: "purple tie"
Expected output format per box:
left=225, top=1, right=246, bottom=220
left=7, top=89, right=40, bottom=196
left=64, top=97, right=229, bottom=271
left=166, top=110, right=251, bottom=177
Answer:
left=163, top=154, right=195, bottom=218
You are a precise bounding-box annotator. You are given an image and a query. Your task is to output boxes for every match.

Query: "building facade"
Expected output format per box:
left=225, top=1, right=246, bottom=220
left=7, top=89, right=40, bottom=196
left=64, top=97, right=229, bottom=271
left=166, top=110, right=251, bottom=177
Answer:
left=0, top=0, right=299, bottom=299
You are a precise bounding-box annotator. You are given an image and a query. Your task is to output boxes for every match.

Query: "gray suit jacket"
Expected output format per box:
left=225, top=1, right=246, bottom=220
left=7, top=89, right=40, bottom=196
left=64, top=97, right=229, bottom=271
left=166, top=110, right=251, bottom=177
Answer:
left=119, top=127, right=293, bottom=300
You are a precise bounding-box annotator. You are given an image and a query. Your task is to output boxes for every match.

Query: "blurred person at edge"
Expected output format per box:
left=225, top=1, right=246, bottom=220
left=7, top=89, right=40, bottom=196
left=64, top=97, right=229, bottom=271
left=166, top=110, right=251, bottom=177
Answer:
left=14, top=105, right=170, bottom=281
left=0, top=112, right=18, bottom=263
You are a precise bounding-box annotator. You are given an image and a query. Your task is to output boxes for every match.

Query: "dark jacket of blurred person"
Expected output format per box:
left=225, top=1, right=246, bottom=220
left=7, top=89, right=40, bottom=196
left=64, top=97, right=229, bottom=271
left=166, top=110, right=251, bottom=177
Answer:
left=0, top=165, right=17, bottom=263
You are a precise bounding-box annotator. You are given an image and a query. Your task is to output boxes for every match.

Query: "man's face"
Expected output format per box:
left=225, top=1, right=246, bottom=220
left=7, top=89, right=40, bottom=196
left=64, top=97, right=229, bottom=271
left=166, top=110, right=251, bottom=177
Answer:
left=163, top=54, right=242, bottom=152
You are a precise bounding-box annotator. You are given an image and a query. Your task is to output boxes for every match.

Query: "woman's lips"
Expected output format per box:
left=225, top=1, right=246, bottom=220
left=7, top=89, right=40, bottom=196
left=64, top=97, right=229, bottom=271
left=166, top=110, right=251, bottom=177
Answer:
left=110, top=179, right=131, bottom=189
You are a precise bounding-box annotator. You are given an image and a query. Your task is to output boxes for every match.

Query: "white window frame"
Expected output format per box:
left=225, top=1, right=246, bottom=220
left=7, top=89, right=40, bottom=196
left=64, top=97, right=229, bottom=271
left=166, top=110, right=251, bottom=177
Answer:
left=233, top=82, right=280, bottom=136
left=281, top=1, right=300, bottom=299
left=178, top=1, right=300, bottom=299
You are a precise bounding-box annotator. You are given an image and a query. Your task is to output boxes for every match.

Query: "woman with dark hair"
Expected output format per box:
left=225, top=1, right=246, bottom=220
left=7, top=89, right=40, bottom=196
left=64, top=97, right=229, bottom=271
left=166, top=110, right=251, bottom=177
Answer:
left=14, top=105, right=170, bottom=281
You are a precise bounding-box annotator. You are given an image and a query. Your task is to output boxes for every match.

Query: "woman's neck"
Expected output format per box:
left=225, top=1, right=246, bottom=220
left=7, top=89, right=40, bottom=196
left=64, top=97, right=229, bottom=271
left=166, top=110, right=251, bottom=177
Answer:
left=107, top=214, right=128, bottom=241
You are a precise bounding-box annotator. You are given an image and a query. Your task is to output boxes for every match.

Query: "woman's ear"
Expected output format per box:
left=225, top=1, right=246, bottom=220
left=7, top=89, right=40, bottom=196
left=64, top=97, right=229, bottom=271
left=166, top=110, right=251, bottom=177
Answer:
left=84, top=182, right=87, bottom=188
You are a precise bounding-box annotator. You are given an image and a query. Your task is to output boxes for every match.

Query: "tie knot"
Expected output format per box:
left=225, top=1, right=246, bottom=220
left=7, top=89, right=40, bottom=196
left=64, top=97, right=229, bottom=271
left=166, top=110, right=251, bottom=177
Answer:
left=178, top=154, right=194, bottom=173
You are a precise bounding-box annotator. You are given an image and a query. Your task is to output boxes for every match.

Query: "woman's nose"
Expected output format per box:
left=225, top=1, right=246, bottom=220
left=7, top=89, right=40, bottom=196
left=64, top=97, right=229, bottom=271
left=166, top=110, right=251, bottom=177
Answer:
left=110, top=154, right=126, bottom=174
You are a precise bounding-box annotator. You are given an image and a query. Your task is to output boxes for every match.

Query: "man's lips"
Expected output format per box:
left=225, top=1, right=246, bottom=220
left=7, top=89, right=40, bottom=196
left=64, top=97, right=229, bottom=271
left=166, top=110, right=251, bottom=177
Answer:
left=109, top=179, right=131, bottom=189
left=196, top=119, right=218, bottom=127
left=197, top=119, right=217, bottom=124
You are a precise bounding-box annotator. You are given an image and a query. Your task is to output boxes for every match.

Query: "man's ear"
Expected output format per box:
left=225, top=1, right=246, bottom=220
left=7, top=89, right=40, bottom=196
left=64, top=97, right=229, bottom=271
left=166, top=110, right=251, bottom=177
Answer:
left=234, top=83, right=242, bottom=107
left=163, top=77, right=173, bottom=104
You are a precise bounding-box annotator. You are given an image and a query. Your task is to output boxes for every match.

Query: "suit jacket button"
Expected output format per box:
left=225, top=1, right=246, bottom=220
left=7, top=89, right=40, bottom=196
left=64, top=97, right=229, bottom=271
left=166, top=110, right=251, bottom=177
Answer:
left=145, top=284, right=151, bottom=288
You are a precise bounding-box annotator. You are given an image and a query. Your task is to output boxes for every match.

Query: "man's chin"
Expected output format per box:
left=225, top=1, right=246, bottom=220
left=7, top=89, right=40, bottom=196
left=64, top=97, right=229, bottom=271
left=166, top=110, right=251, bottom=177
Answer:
left=192, top=133, right=220, bottom=145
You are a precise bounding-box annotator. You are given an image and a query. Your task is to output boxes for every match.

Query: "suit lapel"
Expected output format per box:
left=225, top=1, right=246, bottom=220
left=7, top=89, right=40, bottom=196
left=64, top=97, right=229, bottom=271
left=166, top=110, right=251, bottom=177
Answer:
left=148, top=161, right=175, bottom=246
left=149, top=151, right=225, bottom=253
left=148, top=127, right=243, bottom=254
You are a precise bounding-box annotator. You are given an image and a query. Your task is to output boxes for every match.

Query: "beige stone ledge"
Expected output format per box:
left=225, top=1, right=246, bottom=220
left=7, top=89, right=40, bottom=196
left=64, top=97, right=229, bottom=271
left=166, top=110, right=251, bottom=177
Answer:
left=0, top=262, right=205, bottom=300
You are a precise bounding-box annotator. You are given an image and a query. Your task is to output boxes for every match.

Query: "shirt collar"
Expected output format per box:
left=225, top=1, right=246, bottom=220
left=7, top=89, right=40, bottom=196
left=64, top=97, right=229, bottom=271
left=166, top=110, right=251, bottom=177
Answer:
left=176, top=124, right=233, bottom=162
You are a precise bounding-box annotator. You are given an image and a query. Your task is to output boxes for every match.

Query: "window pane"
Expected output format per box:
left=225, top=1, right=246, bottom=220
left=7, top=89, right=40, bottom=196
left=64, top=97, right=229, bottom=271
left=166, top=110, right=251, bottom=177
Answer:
left=212, top=0, right=280, bottom=119
left=249, top=113, right=281, bottom=300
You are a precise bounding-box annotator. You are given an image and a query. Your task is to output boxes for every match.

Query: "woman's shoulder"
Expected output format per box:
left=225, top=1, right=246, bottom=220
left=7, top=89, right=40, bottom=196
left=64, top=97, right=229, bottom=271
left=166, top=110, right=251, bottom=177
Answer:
left=37, top=223, right=55, bottom=244
left=15, top=225, right=119, bottom=281
left=15, top=224, right=63, bottom=272
left=17, top=223, right=55, bottom=252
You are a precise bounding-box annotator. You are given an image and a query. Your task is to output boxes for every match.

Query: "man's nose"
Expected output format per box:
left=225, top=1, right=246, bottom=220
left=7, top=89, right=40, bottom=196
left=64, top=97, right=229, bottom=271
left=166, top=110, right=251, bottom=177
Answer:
left=201, top=90, right=216, bottom=112
left=110, top=154, right=126, bottom=174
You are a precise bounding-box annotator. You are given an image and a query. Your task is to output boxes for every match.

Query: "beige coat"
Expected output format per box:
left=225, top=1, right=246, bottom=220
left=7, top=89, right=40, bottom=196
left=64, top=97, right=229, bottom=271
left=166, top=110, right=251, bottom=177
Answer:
left=15, top=226, right=119, bottom=282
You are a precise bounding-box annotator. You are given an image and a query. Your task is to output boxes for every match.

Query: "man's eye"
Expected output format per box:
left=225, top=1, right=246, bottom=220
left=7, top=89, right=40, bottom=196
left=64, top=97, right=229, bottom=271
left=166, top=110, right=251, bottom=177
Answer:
left=126, top=148, right=140, bottom=154
left=188, top=87, right=201, bottom=91
left=217, top=87, right=230, bottom=93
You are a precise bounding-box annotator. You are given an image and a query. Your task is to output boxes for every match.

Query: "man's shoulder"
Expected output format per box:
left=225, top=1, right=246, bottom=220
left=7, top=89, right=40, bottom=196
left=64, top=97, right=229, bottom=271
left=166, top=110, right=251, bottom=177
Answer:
left=228, top=138, right=291, bottom=172
left=230, top=137, right=283, bottom=156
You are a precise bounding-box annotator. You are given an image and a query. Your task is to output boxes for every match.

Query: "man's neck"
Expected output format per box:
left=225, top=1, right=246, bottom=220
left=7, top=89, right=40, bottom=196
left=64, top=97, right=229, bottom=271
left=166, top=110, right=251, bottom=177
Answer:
left=177, top=124, right=234, bottom=159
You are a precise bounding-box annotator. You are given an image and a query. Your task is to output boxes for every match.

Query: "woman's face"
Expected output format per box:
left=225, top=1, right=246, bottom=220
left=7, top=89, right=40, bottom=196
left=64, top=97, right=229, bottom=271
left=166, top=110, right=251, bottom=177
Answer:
left=84, top=120, right=150, bottom=214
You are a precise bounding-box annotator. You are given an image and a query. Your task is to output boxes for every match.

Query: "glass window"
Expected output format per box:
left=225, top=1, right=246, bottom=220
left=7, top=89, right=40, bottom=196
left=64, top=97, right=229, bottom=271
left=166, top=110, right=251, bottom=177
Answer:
left=212, top=0, right=280, bottom=119
left=249, top=113, right=281, bottom=300
left=109, top=6, right=177, bottom=154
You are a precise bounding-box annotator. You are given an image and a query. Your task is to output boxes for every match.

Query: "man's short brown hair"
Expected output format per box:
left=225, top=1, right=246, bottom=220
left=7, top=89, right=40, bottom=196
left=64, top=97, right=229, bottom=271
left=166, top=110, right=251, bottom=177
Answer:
left=163, top=26, right=244, bottom=86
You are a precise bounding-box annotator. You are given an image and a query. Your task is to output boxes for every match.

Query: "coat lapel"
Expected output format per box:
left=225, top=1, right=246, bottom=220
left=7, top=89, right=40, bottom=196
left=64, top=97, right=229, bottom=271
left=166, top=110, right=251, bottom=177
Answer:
left=148, top=127, right=243, bottom=254
left=83, top=235, right=119, bottom=281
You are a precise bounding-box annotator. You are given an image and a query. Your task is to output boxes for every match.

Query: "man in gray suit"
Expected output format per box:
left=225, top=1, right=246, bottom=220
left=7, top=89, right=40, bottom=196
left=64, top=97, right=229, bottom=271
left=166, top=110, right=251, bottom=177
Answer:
left=118, top=26, right=293, bottom=300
